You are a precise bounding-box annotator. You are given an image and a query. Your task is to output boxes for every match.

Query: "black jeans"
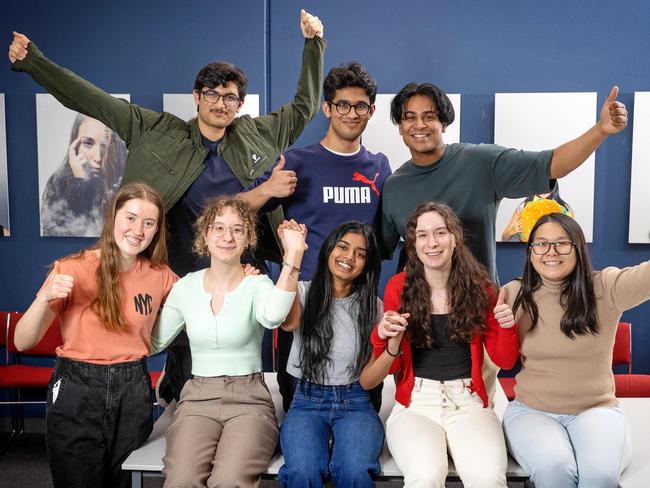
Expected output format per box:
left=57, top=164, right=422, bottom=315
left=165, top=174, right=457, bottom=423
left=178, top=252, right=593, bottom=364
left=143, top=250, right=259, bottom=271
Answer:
left=46, top=357, right=153, bottom=488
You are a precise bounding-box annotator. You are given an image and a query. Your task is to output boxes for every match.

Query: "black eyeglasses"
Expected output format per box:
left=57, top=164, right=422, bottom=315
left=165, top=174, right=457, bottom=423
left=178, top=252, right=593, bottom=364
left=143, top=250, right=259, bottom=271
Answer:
left=330, top=100, right=371, bottom=116
left=529, top=241, right=575, bottom=255
left=200, top=90, right=240, bottom=107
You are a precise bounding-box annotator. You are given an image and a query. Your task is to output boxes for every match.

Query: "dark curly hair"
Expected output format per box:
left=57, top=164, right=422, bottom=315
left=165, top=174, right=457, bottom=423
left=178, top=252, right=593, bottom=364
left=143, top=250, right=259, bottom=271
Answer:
left=323, top=62, right=377, bottom=104
left=390, top=82, right=454, bottom=127
left=194, top=61, right=248, bottom=100
left=400, top=202, right=494, bottom=347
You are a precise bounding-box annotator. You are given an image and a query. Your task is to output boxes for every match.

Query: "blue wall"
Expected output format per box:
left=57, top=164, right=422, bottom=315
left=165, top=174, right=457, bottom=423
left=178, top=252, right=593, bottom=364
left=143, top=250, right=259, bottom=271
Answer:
left=2, top=0, right=650, bottom=379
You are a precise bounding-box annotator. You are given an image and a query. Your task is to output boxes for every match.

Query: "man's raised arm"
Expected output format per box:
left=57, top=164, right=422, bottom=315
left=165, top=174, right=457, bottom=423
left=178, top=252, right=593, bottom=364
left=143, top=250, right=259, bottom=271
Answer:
left=9, top=31, right=155, bottom=146
left=253, top=10, right=326, bottom=149
left=549, top=86, right=628, bottom=179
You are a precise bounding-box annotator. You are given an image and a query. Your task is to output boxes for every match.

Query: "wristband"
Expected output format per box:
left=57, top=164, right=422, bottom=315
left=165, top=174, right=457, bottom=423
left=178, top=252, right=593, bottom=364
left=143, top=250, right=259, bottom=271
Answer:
left=386, top=344, right=401, bottom=357
left=282, top=261, right=301, bottom=276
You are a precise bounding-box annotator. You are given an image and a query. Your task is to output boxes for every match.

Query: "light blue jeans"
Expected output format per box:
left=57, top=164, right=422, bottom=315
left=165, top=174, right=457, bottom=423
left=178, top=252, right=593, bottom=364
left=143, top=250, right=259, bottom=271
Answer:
left=503, top=400, right=632, bottom=488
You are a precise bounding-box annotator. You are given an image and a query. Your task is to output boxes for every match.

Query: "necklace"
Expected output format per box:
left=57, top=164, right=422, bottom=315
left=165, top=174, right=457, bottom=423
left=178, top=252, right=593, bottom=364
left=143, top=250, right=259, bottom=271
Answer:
left=431, top=287, right=449, bottom=313
left=431, top=287, right=448, bottom=301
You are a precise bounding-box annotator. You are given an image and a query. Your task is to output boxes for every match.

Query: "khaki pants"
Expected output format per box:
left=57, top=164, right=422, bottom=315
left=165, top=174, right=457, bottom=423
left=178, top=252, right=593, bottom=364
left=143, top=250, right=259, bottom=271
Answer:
left=163, top=373, right=279, bottom=488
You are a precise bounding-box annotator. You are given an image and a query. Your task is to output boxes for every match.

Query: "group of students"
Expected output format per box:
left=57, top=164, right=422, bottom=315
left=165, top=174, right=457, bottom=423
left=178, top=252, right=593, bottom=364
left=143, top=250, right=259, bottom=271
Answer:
left=15, top=182, right=650, bottom=488
left=6, top=7, right=647, bottom=488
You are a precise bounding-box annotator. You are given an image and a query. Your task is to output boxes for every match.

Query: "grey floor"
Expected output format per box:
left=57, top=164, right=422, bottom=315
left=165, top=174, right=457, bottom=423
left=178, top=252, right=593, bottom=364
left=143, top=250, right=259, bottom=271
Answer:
left=0, top=432, right=526, bottom=487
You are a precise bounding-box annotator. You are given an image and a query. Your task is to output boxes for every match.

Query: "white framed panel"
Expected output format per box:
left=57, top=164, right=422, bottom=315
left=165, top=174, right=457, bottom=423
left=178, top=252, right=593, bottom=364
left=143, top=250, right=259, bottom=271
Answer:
left=495, top=92, right=597, bottom=242
left=163, top=94, right=260, bottom=122
left=36, top=94, right=130, bottom=237
left=363, top=93, right=461, bottom=172
left=629, top=92, right=650, bottom=243
left=0, top=95, right=9, bottom=236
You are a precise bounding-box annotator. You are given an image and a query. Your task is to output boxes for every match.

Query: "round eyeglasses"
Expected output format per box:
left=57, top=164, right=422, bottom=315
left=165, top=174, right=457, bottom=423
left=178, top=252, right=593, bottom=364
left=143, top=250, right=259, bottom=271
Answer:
left=529, top=241, right=575, bottom=255
left=330, top=100, right=371, bottom=116
left=208, top=223, right=246, bottom=240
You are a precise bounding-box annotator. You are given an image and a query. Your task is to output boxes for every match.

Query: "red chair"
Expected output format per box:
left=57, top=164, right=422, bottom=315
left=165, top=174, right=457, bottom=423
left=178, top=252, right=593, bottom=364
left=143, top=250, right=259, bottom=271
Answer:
left=0, top=311, right=7, bottom=348
left=0, top=311, right=63, bottom=450
left=612, top=321, right=632, bottom=373
left=614, top=374, right=650, bottom=397
left=499, top=321, right=633, bottom=401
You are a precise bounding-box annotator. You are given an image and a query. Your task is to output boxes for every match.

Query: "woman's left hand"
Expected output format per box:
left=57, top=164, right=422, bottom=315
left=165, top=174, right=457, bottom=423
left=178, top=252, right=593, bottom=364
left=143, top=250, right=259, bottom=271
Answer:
left=493, top=288, right=515, bottom=328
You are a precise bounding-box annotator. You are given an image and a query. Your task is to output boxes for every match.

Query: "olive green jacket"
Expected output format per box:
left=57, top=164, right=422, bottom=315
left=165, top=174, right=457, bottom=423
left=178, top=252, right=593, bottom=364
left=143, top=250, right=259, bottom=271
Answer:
left=13, top=37, right=326, bottom=262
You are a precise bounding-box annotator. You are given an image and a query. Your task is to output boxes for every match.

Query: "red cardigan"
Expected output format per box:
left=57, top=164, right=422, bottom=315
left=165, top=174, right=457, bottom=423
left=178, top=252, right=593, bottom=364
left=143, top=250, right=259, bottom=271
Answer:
left=371, top=272, right=519, bottom=408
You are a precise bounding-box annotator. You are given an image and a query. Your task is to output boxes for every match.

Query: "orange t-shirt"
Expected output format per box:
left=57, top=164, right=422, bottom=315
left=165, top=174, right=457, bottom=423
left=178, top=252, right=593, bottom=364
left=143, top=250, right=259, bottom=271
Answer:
left=42, top=250, right=177, bottom=364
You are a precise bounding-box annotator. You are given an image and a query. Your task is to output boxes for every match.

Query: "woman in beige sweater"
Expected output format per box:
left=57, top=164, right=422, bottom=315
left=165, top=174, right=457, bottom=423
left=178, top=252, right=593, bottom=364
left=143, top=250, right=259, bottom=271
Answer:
left=502, top=212, right=649, bottom=488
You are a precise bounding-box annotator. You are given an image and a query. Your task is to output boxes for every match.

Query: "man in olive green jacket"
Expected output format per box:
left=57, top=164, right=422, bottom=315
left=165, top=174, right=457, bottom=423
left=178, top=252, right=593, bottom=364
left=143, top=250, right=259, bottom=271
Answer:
left=10, top=10, right=324, bottom=267
left=9, top=10, right=325, bottom=401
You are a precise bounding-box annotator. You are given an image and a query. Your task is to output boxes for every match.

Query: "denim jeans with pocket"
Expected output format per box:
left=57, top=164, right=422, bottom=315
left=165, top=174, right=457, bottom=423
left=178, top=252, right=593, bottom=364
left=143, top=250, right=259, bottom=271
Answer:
left=278, top=377, right=384, bottom=488
left=46, top=356, right=153, bottom=488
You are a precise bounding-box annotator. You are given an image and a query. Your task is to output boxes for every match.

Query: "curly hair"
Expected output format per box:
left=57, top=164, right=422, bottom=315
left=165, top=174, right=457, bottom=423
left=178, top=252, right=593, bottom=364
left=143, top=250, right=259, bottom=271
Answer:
left=194, top=61, right=248, bottom=100
left=400, top=202, right=494, bottom=347
left=193, top=196, right=257, bottom=257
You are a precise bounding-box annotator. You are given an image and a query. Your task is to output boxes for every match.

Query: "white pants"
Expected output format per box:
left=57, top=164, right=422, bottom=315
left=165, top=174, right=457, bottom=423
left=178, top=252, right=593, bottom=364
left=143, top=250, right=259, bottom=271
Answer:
left=386, top=377, right=508, bottom=488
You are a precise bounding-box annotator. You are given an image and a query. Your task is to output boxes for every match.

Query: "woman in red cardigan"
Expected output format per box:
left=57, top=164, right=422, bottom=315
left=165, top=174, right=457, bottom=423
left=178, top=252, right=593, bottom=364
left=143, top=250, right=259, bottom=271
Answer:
left=360, top=202, right=519, bottom=488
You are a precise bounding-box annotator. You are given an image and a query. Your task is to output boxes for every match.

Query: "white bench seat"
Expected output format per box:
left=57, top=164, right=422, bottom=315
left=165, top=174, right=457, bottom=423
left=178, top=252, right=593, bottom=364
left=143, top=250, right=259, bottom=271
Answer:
left=123, top=373, right=533, bottom=486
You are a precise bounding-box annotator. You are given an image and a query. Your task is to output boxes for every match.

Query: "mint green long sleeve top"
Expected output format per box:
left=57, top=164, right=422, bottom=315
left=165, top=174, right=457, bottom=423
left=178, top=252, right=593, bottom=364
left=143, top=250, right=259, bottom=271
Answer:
left=152, top=270, right=295, bottom=377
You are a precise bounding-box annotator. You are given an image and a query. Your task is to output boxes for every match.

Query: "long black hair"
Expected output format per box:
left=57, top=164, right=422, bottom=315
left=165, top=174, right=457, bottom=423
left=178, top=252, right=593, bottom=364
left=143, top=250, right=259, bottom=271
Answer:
left=298, top=222, right=381, bottom=384
left=512, top=213, right=598, bottom=338
left=520, top=181, right=573, bottom=213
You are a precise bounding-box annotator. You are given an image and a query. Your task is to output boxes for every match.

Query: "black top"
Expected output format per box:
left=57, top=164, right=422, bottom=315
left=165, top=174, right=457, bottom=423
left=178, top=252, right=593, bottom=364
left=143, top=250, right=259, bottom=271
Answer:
left=412, top=314, right=472, bottom=381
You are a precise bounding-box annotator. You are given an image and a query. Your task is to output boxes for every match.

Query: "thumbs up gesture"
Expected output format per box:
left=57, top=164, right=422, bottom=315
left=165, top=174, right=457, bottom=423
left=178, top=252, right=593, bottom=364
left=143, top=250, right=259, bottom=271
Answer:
left=598, top=86, right=628, bottom=135
left=264, top=154, right=297, bottom=199
left=493, top=288, right=515, bottom=329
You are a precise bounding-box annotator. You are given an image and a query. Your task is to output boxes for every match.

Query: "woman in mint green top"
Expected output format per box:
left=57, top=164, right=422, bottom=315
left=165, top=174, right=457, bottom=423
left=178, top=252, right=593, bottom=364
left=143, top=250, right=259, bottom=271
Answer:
left=152, top=196, right=307, bottom=487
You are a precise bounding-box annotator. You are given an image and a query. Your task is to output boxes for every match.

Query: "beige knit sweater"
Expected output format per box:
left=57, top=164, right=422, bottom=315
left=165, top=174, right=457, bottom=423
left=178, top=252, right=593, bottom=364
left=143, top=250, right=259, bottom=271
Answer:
left=504, top=261, right=650, bottom=415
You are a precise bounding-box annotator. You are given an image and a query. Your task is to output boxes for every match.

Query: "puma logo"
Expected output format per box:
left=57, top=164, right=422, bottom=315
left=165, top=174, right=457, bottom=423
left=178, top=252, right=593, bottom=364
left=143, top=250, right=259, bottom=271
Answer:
left=352, top=171, right=380, bottom=196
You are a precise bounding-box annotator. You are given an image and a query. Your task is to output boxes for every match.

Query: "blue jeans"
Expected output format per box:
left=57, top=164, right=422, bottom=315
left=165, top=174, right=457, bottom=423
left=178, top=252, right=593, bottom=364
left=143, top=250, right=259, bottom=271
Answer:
left=503, top=400, right=632, bottom=488
left=278, top=378, right=384, bottom=488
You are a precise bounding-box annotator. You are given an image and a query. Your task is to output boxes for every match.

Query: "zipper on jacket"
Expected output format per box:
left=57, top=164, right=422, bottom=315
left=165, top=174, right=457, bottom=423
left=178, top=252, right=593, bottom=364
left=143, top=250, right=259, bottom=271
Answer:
left=248, top=154, right=268, bottom=177
left=150, top=150, right=176, bottom=176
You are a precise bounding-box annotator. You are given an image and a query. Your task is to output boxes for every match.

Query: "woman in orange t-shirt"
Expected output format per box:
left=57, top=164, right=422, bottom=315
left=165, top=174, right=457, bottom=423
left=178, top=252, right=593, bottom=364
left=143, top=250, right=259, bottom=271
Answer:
left=16, top=182, right=177, bottom=488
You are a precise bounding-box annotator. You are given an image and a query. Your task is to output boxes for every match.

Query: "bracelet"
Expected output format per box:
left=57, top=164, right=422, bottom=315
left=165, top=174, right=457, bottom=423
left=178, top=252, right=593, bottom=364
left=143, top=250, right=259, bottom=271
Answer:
left=282, top=261, right=301, bottom=276
left=385, top=344, right=401, bottom=357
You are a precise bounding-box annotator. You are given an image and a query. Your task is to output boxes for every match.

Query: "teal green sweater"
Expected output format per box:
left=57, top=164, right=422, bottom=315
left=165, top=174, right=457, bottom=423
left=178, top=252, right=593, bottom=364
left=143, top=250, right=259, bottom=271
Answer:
left=152, top=271, right=295, bottom=377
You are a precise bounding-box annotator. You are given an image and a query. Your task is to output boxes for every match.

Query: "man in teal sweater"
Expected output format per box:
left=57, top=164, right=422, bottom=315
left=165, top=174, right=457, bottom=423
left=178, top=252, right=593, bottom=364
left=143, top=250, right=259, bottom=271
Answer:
left=9, top=10, right=326, bottom=402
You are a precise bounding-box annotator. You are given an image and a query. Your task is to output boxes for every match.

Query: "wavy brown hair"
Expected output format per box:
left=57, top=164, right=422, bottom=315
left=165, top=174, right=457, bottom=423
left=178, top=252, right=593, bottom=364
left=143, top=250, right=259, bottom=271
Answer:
left=92, top=182, right=167, bottom=332
left=192, top=196, right=257, bottom=257
left=400, top=202, right=495, bottom=347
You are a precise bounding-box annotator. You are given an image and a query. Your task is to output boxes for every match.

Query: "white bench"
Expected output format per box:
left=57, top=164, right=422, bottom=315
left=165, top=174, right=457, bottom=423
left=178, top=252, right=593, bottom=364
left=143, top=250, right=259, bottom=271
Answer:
left=123, top=373, right=530, bottom=486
